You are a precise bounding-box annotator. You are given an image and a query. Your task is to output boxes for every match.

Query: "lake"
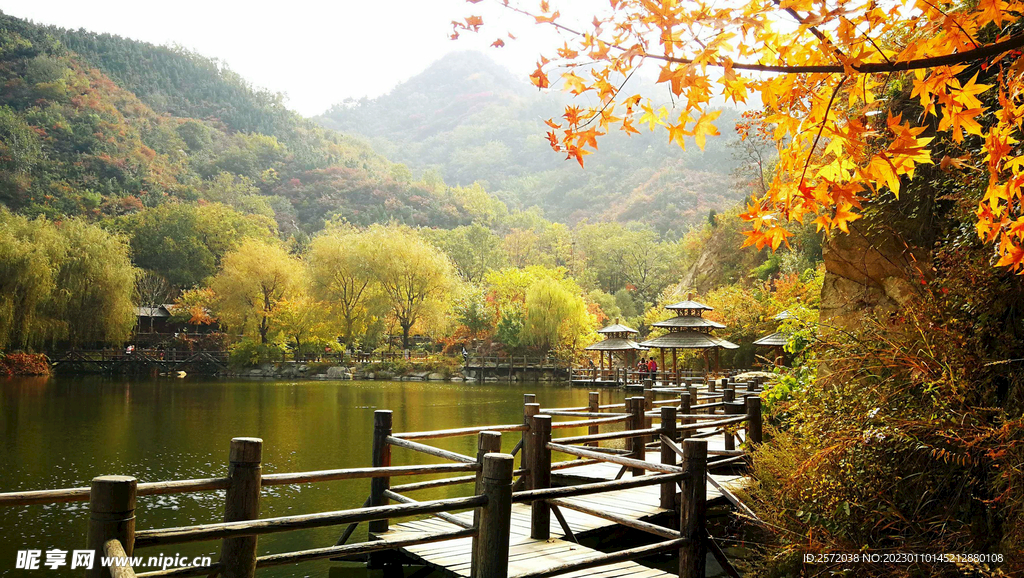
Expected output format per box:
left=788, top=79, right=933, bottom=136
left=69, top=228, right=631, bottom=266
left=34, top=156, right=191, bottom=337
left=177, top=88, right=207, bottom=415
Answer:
left=0, top=376, right=625, bottom=577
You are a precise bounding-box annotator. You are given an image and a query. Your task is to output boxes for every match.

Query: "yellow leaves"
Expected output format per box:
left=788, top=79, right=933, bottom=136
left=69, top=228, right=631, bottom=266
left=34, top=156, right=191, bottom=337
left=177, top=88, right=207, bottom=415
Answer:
left=529, top=62, right=550, bottom=89
left=638, top=103, right=668, bottom=131
left=939, top=107, right=985, bottom=142
left=561, top=72, right=587, bottom=95
left=667, top=121, right=688, bottom=149
left=692, top=110, right=721, bottom=150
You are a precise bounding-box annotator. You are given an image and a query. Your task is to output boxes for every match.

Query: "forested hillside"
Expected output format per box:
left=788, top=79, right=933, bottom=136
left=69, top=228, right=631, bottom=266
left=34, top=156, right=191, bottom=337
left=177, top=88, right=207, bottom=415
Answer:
left=0, top=12, right=505, bottom=236
left=315, top=51, right=747, bottom=233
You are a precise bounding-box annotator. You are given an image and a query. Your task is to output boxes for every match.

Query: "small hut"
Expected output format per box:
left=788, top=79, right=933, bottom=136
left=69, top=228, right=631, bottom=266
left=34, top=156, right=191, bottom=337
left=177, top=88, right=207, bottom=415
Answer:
left=584, top=321, right=645, bottom=383
left=753, top=310, right=796, bottom=365
left=639, top=299, right=738, bottom=383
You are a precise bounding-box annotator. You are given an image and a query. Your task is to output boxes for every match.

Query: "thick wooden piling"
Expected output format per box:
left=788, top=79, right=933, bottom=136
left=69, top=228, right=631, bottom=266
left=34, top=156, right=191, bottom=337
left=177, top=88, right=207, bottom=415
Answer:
left=221, top=437, right=262, bottom=578
left=369, top=411, right=393, bottom=534
left=472, top=431, right=502, bottom=574
left=680, top=391, right=692, bottom=427
left=521, top=402, right=540, bottom=489
left=628, top=397, right=645, bottom=476
left=473, top=453, right=515, bottom=578
left=659, top=406, right=677, bottom=510
left=678, top=439, right=708, bottom=578
left=746, top=397, right=763, bottom=445
left=86, top=476, right=136, bottom=578
left=530, top=414, right=552, bottom=540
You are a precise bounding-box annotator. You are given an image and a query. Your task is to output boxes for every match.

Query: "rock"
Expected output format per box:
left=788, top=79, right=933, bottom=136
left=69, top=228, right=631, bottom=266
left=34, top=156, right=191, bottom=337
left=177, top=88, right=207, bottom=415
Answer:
left=463, top=377, right=477, bottom=383
left=297, top=364, right=308, bottom=372
left=484, top=376, right=499, bottom=382
left=365, top=372, right=375, bottom=380
left=326, top=366, right=348, bottom=379
left=427, top=372, right=445, bottom=381
left=449, top=376, right=463, bottom=382
left=248, top=368, right=263, bottom=376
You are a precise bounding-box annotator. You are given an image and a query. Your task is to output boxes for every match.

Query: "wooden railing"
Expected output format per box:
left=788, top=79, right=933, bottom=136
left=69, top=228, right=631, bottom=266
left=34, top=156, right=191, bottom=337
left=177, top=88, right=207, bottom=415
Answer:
left=569, top=368, right=755, bottom=385
left=0, top=377, right=765, bottom=578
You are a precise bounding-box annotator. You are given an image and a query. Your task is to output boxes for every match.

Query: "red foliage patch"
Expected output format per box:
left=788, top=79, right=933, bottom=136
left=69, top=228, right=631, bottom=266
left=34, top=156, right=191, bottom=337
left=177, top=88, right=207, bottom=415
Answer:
left=0, top=353, right=51, bottom=376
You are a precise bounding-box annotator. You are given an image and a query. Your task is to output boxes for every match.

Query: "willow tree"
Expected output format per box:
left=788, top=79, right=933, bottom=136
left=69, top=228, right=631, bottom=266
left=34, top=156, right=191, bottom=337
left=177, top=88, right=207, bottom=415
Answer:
left=523, top=275, right=596, bottom=354
left=211, top=239, right=303, bottom=344
left=364, top=224, right=457, bottom=349
left=0, top=210, right=137, bottom=350
left=307, top=225, right=379, bottom=348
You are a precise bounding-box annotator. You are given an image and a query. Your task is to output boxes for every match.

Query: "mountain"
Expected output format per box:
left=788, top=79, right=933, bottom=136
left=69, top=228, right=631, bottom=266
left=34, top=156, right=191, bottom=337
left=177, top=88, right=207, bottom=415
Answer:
left=314, top=51, right=748, bottom=234
left=0, top=12, right=504, bottom=234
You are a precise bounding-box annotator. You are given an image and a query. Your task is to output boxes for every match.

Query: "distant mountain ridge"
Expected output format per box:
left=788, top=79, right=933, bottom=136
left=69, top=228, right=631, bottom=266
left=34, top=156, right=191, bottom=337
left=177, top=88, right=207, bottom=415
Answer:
left=314, top=51, right=748, bottom=235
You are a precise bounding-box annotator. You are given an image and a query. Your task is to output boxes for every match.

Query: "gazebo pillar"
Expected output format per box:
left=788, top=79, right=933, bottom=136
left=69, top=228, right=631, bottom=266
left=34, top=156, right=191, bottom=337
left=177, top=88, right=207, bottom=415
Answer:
left=599, top=350, right=605, bottom=380
left=659, top=349, right=666, bottom=387
left=672, top=348, right=678, bottom=385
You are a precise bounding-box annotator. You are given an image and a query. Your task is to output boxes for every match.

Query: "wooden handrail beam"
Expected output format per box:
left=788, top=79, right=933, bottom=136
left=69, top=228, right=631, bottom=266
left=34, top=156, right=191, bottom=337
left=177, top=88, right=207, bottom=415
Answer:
left=133, top=495, right=488, bottom=548
left=547, top=442, right=682, bottom=475
left=385, top=436, right=477, bottom=464
left=391, top=424, right=528, bottom=440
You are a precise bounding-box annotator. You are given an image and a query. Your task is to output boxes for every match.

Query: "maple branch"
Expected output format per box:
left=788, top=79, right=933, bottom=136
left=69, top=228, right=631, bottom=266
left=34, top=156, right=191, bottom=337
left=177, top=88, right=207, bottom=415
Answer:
left=798, top=76, right=847, bottom=192
left=772, top=0, right=847, bottom=64
left=486, top=0, right=1024, bottom=75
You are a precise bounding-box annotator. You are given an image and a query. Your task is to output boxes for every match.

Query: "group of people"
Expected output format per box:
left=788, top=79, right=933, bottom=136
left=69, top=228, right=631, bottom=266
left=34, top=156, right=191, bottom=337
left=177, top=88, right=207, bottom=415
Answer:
left=636, top=356, right=658, bottom=380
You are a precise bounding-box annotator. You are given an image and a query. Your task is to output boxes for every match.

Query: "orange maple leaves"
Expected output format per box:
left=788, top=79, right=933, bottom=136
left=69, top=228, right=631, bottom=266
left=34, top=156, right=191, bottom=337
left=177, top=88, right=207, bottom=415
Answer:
left=457, top=0, right=1024, bottom=272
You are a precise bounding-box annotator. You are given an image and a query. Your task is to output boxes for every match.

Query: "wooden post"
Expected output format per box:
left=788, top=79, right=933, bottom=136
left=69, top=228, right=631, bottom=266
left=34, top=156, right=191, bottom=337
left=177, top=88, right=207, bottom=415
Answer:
left=220, top=438, right=262, bottom=578
left=522, top=402, right=540, bottom=488
left=369, top=410, right=393, bottom=534
left=678, top=439, right=708, bottom=578
left=659, top=406, right=678, bottom=510
left=724, top=402, right=744, bottom=452
left=659, top=349, right=666, bottom=386
left=643, top=380, right=654, bottom=441
left=472, top=432, right=502, bottom=576
left=86, top=476, right=136, bottom=578
left=672, top=348, right=679, bottom=385
left=628, top=397, right=645, bottom=476
left=587, top=392, right=600, bottom=447
left=708, top=374, right=716, bottom=392
left=472, top=453, right=515, bottom=578
left=723, top=385, right=735, bottom=403
left=530, top=415, right=552, bottom=540
left=746, top=396, right=763, bottom=445
left=680, top=391, right=692, bottom=428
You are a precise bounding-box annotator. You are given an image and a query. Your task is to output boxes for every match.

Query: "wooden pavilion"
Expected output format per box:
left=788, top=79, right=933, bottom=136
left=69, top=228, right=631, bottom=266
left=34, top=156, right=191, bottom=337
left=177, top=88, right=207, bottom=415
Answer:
left=753, top=310, right=796, bottom=365
left=639, top=299, right=739, bottom=383
left=583, top=321, right=646, bottom=383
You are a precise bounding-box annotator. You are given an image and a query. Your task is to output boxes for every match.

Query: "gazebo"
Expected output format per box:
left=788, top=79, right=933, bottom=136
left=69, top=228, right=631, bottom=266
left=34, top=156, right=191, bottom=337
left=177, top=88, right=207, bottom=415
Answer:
left=639, top=299, right=738, bottom=383
left=585, top=321, right=646, bottom=381
left=753, top=310, right=796, bottom=364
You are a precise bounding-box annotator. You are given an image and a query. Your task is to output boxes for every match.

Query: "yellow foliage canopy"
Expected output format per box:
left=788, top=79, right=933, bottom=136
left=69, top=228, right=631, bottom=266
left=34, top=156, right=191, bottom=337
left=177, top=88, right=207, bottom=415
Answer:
left=458, top=0, right=1024, bottom=272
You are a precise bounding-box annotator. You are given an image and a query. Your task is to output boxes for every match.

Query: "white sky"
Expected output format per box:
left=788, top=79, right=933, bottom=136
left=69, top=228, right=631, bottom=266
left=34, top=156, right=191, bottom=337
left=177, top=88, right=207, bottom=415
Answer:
left=1, top=0, right=565, bottom=116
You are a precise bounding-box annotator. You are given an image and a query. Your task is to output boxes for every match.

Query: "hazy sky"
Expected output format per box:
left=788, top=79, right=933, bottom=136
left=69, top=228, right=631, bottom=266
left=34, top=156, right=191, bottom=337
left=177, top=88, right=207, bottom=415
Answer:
left=1, top=0, right=563, bottom=116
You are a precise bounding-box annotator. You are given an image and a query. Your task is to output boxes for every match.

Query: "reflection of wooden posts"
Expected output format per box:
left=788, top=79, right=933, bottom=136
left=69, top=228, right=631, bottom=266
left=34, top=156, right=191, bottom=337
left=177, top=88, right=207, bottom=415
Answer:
left=472, top=431, right=502, bottom=575
left=474, top=454, right=514, bottom=578
left=221, top=438, right=262, bottom=578
left=679, top=439, right=708, bottom=578
left=628, top=397, right=645, bottom=476
left=746, top=397, right=763, bottom=445
left=530, top=415, right=552, bottom=540
left=369, top=410, right=393, bottom=534
left=587, top=392, right=600, bottom=447
left=659, top=406, right=677, bottom=510
left=86, top=476, right=136, bottom=578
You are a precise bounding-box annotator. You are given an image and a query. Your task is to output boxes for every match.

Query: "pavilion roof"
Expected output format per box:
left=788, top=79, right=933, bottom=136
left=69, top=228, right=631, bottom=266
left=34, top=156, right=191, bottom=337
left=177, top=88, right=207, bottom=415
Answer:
left=585, top=338, right=648, bottom=351
left=652, top=316, right=725, bottom=329
left=665, top=299, right=713, bottom=311
left=597, top=323, right=639, bottom=334
left=639, top=331, right=739, bottom=350
left=754, top=331, right=791, bottom=346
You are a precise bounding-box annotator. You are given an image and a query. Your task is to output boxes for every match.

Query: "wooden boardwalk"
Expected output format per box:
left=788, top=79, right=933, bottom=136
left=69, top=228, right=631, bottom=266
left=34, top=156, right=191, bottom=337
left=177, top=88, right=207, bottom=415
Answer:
left=381, top=446, right=748, bottom=578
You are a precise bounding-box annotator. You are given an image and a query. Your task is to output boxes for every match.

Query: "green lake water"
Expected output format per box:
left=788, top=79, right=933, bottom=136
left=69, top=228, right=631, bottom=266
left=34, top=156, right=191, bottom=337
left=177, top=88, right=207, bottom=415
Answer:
left=0, top=376, right=627, bottom=577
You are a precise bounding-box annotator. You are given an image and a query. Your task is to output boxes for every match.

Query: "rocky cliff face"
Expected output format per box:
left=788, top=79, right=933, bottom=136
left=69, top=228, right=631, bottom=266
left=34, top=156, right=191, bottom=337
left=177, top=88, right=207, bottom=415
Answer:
left=819, top=223, right=930, bottom=329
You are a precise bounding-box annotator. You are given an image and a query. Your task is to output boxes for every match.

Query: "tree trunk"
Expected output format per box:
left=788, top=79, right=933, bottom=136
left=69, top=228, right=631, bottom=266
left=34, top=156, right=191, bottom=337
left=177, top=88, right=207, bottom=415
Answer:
left=401, top=322, right=411, bottom=350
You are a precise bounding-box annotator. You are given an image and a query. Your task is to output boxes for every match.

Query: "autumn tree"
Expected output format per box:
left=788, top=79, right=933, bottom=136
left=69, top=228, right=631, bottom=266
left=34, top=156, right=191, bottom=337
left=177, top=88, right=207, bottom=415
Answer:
left=456, top=1, right=1024, bottom=271
left=363, top=224, right=458, bottom=349
left=422, top=223, right=506, bottom=283
left=307, top=224, right=381, bottom=347
left=523, top=275, right=596, bottom=354
left=210, top=239, right=303, bottom=344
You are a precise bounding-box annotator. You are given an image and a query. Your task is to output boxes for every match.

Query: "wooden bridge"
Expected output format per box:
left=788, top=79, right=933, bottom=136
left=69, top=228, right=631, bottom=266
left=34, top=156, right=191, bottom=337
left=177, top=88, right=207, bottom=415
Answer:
left=464, top=355, right=572, bottom=380
left=0, top=380, right=765, bottom=578
left=49, top=349, right=230, bottom=376
left=569, top=368, right=756, bottom=388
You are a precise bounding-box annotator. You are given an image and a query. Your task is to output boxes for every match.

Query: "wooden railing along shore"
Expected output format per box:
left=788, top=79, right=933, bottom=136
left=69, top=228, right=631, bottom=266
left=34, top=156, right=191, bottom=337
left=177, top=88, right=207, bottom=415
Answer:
left=0, top=378, right=764, bottom=578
